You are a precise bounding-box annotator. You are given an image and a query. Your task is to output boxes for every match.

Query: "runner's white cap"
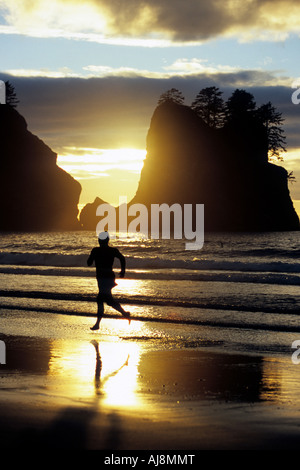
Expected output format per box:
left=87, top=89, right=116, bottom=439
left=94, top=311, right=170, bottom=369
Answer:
left=98, top=231, right=110, bottom=241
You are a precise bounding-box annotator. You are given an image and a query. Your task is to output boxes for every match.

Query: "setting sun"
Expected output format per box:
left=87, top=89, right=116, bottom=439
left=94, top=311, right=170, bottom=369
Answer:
left=57, top=147, right=146, bottom=207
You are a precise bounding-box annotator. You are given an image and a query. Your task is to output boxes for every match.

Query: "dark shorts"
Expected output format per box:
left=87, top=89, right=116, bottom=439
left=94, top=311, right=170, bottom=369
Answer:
left=97, top=276, right=117, bottom=294
left=96, top=277, right=117, bottom=306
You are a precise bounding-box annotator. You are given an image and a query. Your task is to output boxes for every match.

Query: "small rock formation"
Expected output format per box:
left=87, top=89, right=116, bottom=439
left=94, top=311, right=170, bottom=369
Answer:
left=79, top=197, right=111, bottom=230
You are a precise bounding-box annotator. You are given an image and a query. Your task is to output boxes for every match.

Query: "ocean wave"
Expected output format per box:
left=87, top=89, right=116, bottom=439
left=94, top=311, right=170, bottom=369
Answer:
left=0, top=250, right=300, bottom=288
left=0, top=251, right=88, bottom=267
left=1, top=288, right=300, bottom=315
left=0, top=264, right=299, bottom=286
left=1, top=298, right=300, bottom=333
left=1, top=250, right=300, bottom=270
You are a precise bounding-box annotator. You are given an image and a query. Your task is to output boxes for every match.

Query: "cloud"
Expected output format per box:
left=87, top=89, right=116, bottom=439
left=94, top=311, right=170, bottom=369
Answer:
left=4, top=57, right=291, bottom=86
left=0, top=71, right=300, bottom=152
left=1, top=0, right=300, bottom=44
left=3, top=68, right=78, bottom=78
left=1, top=70, right=299, bottom=157
left=1, top=73, right=158, bottom=150
left=0, top=0, right=106, bottom=34
left=3, top=57, right=293, bottom=146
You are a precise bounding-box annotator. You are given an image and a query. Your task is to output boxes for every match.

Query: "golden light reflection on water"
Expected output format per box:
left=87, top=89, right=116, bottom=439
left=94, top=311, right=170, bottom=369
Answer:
left=99, top=342, right=141, bottom=408
left=47, top=326, right=146, bottom=411
left=259, top=357, right=300, bottom=406
left=113, top=278, right=150, bottom=297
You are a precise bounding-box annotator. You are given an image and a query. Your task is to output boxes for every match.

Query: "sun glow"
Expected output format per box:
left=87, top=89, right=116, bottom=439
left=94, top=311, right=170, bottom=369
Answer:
left=57, top=147, right=146, bottom=175
left=47, top=336, right=145, bottom=409
left=100, top=342, right=142, bottom=408
left=57, top=147, right=146, bottom=207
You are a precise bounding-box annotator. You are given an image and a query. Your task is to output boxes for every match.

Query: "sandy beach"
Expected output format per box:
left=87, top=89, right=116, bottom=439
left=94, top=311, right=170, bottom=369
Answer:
left=1, top=310, right=300, bottom=452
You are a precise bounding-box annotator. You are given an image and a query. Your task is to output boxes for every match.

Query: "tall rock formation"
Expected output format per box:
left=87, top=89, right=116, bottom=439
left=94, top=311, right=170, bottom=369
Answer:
left=80, top=101, right=299, bottom=233
left=0, top=105, right=81, bottom=230
left=130, top=101, right=299, bottom=232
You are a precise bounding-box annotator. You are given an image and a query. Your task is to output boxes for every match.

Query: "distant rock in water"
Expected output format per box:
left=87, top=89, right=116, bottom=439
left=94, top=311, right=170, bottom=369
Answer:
left=0, top=105, right=81, bottom=231
left=79, top=197, right=112, bottom=230
left=80, top=101, right=299, bottom=232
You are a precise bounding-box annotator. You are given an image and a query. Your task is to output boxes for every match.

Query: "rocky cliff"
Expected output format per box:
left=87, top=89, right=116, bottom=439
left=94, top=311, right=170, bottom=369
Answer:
left=0, top=105, right=81, bottom=230
left=131, top=101, right=299, bottom=232
left=80, top=101, right=299, bottom=233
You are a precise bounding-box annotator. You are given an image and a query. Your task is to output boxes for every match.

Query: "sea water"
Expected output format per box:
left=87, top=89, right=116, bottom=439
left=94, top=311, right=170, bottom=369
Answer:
left=0, top=230, right=300, bottom=357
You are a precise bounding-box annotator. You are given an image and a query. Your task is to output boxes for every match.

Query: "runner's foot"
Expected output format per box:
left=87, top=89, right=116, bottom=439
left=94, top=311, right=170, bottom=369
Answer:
left=123, top=311, right=131, bottom=324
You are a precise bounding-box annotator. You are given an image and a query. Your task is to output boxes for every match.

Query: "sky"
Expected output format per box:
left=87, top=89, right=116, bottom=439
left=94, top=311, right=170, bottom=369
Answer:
left=1, top=0, right=300, bottom=213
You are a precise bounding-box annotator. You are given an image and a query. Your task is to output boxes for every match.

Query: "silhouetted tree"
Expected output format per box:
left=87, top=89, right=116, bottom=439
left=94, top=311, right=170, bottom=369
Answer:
left=191, top=86, right=225, bottom=128
left=5, top=81, right=19, bottom=108
left=256, top=101, right=286, bottom=161
left=158, top=88, right=184, bottom=106
left=287, top=171, right=296, bottom=183
left=226, top=89, right=256, bottom=122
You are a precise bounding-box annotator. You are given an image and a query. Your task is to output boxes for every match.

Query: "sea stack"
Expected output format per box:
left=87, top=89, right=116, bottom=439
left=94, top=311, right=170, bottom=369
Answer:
left=0, top=105, right=81, bottom=231
left=130, top=101, right=299, bottom=232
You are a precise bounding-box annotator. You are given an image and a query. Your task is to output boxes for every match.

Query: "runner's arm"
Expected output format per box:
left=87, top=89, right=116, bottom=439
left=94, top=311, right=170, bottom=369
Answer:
left=115, top=250, right=126, bottom=277
left=87, top=248, right=96, bottom=266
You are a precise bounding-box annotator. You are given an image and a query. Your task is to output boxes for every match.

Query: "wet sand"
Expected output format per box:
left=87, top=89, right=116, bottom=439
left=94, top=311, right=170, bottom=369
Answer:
left=1, top=313, right=300, bottom=451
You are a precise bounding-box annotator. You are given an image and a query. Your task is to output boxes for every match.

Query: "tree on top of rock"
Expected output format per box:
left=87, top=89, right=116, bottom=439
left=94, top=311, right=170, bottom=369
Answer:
left=256, top=101, right=286, bottom=161
left=191, top=86, right=225, bottom=128
left=226, top=89, right=256, bottom=122
left=5, top=81, right=19, bottom=109
left=158, top=88, right=185, bottom=106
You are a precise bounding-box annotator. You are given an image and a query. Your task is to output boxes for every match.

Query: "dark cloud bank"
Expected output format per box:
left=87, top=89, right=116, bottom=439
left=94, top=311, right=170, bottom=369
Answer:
left=92, top=0, right=299, bottom=42
left=3, top=71, right=299, bottom=153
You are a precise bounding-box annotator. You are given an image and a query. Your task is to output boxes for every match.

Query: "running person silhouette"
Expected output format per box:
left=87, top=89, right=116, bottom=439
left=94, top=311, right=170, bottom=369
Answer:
left=87, top=231, right=130, bottom=330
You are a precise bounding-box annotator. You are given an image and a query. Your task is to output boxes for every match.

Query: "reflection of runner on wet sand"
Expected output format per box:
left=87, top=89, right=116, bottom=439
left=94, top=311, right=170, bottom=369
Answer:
left=87, top=231, right=130, bottom=331
left=90, top=340, right=129, bottom=395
